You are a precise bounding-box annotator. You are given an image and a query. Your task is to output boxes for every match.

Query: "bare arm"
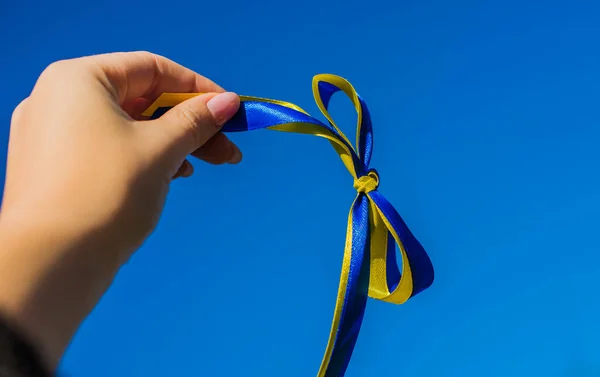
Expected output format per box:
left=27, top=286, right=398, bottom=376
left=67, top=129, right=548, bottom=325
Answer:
left=0, top=51, right=242, bottom=372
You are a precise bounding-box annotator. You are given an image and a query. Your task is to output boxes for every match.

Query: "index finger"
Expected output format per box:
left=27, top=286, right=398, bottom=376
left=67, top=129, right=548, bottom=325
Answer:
left=77, top=51, right=225, bottom=103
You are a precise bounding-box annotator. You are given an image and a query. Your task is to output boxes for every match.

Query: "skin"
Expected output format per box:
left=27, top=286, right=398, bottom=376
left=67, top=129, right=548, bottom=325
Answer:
left=0, top=51, right=243, bottom=372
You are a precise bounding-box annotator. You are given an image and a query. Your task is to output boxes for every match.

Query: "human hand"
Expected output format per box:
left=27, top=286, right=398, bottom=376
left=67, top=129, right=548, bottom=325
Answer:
left=0, top=51, right=241, bottom=369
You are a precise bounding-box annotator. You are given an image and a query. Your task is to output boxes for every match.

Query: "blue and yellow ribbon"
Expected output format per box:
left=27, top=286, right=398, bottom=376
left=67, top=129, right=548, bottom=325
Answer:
left=143, top=74, right=434, bottom=376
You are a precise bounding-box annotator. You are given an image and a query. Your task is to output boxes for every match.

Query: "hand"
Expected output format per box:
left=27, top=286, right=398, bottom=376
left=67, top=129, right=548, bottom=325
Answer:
left=0, top=51, right=242, bottom=370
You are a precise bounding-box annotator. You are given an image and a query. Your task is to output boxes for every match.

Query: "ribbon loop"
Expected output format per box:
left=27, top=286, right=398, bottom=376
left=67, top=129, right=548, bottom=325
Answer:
left=312, top=75, right=361, bottom=157
left=142, top=74, right=434, bottom=377
left=311, top=74, right=375, bottom=179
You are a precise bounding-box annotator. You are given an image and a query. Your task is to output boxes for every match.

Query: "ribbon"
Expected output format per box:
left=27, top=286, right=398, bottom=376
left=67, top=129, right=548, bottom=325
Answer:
left=142, top=74, right=434, bottom=376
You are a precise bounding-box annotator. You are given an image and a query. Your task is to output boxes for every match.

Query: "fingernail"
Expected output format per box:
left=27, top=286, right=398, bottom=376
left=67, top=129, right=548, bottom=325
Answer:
left=228, top=145, right=242, bottom=164
left=206, top=92, right=240, bottom=126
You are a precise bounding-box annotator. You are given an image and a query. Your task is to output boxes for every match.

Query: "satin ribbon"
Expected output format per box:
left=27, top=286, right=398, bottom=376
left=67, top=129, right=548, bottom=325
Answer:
left=142, top=74, right=434, bottom=377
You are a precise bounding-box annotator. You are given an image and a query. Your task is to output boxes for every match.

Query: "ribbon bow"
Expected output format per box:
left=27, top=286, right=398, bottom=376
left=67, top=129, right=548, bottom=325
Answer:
left=143, top=74, right=434, bottom=377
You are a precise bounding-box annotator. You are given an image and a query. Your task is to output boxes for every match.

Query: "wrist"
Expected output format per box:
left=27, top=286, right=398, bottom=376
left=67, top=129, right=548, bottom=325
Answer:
left=0, top=209, right=122, bottom=370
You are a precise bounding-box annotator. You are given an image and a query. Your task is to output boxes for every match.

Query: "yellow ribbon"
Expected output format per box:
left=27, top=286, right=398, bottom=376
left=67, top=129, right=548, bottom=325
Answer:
left=143, top=74, right=434, bottom=376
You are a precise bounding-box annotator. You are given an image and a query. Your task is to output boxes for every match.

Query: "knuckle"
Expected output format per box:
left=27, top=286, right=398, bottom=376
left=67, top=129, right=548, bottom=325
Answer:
left=10, top=98, right=29, bottom=123
left=40, top=59, right=73, bottom=78
left=131, top=50, right=155, bottom=59
left=125, top=51, right=156, bottom=66
left=131, top=51, right=164, bottom=68
left=37, top=59, right=87, bottom=90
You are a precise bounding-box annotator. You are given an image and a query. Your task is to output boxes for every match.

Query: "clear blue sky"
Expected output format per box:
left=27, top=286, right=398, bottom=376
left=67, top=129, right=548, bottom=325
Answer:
left=2, top=0, right=600, bottom=376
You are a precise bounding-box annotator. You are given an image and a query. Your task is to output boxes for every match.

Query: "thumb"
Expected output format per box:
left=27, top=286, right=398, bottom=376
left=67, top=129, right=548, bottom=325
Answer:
left=147, top=91, right=240, bottom=159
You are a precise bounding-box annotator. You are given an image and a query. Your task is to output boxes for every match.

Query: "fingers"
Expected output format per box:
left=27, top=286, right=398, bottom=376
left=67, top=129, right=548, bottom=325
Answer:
left=172, top=159, right=194, bottom=179
left=192, top=133, right=242, bottom=165
left=172, top=134, right=242, bottom=180
left=76, top=51, right=225, bottom=103
left=43, top=52, right=244, bottom=177
left=144, top=91, right=240, bottom=165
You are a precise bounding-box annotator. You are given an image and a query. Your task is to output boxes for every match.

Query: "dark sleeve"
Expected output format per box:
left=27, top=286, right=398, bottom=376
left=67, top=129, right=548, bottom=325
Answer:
left=0, top=314, right=52, bottom=377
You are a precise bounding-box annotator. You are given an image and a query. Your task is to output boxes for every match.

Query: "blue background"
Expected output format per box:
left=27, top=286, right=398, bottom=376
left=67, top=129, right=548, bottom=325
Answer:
left=1, top=0, right=600, bottom=376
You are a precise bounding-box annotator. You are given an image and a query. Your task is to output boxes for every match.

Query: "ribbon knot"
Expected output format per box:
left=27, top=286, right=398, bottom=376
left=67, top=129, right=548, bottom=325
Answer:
left=142, top=74, right=434, bottom=377
left=354, top=170, right=379, bottom=194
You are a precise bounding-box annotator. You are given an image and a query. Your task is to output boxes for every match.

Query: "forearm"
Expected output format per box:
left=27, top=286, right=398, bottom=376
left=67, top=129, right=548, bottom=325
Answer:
left=0, top=212, right=121, bottom=371
left=0, top=51, right=239, bottom=374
